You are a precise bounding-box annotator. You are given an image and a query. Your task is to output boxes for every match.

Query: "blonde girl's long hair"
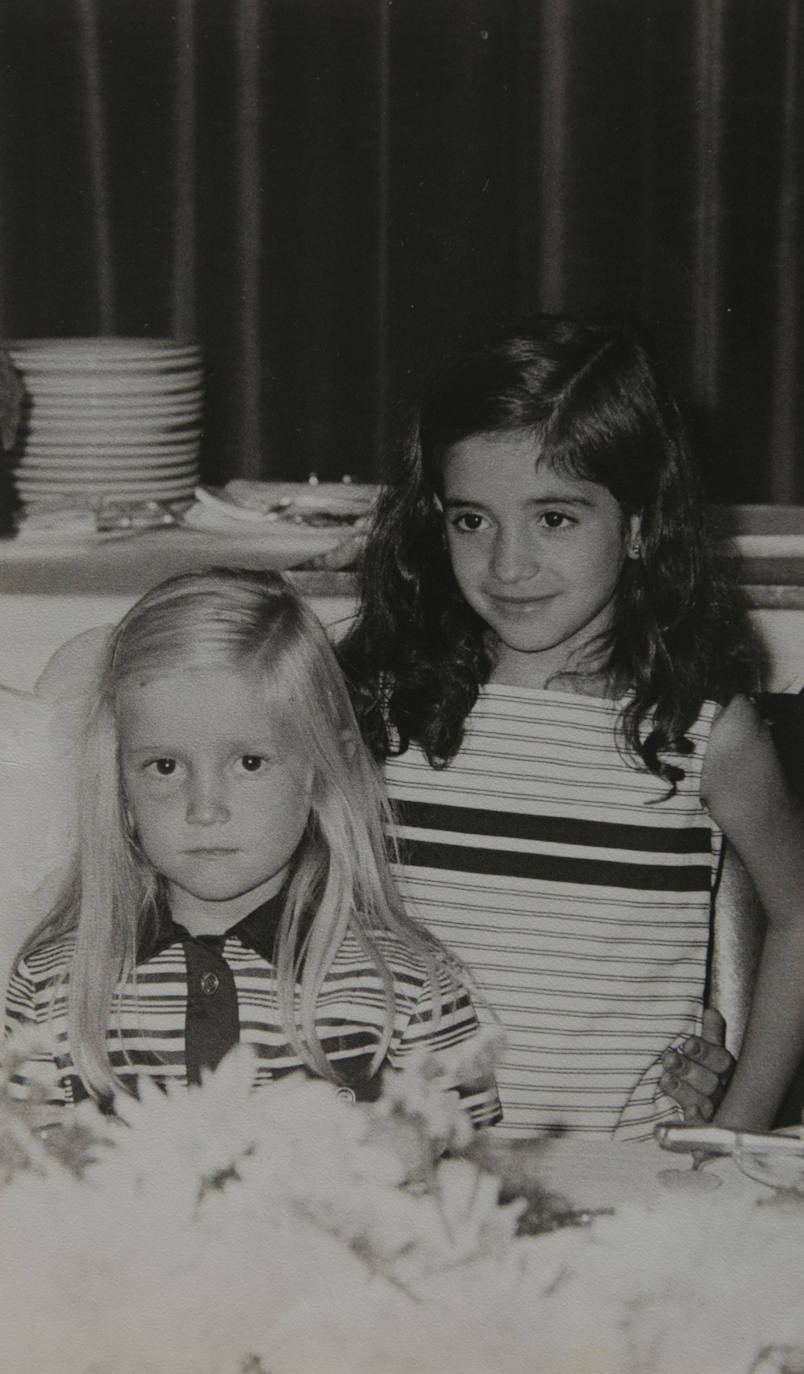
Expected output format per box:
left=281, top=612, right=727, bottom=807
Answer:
left=28, top=567, right=447, bottom=1105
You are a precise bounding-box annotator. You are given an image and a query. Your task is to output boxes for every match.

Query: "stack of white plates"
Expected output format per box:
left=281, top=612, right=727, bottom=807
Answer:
left=7, top=338, right=203, bottom=509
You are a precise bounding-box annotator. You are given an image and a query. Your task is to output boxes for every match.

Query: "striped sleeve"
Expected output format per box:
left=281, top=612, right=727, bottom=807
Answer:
left=388, top=958, right=502, bottom=1128
left=5, top=956, right=39, bottom=1032
left=4, top=951, right=71, bottom=1109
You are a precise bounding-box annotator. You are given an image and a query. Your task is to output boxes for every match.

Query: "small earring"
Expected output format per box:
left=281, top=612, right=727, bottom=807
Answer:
left=628, top=535, right=642, bottom=560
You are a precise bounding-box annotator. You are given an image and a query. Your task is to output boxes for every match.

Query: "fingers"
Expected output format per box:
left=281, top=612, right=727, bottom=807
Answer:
left=679, top=1036, right=733, bottom=1076
left=684, top=1007, right=732, bottom=1072
left=701, top=1006, right=726, bottom=1045
left=660, top=1050, right=721, bottom=1098
left=658, top=1070, right=715, bottom=1121
left=662, top=1055, right=720, bottom=1099
left=673, top=1008, right=732, bottom=1076
left=660, top=1007, right=736, bottom=1121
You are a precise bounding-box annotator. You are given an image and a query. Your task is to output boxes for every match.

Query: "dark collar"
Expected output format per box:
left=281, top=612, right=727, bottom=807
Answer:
left=140, top=886, right=310, bottom=967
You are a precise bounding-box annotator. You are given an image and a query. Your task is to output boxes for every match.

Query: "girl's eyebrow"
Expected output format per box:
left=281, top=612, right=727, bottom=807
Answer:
left=444, top=491, right=597, bottom=509
left=122, top=735, right=277, bottom=757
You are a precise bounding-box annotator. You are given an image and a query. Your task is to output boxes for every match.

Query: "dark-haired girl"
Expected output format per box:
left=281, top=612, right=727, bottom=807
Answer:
left=340, top=317, right=804, bottom=1139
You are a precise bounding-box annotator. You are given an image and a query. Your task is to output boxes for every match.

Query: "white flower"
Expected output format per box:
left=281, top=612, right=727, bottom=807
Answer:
left=2, top=1036, right=803, bottom=1374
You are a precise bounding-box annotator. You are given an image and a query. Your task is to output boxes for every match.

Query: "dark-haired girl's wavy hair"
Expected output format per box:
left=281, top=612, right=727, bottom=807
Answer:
left=339, top=317, right=761, bottom=785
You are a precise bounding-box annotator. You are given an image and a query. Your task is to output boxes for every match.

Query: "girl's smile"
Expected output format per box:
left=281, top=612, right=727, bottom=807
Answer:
left=118, top=664, right=313, bottom=934
left=442, top=431, right=640, bottom=688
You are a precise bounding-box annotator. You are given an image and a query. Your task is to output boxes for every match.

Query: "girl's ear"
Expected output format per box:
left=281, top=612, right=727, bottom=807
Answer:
left=300, top=764, right=316, bottom=806
left=626, top=513, right=643, bottom=560
left=339, top=728, right=359, bottom=762
left=123, top=798, right=138, bottom=843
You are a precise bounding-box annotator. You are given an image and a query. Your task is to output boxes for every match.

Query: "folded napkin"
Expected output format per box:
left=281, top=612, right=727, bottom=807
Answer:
left=182, top=483, right=374, bottom=568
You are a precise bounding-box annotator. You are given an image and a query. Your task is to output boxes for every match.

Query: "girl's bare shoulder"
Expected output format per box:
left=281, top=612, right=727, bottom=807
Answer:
left=701, top=694, right=792, bottom=822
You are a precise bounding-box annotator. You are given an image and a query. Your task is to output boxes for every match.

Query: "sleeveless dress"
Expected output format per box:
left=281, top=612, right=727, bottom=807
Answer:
left=384, top=685, right=723, bottom=1139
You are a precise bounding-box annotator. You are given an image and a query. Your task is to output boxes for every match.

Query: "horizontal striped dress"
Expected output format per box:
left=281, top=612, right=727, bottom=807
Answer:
left=4, top=895, right=501, bottom=1128
left=384, top=685, right=723, bottom=1139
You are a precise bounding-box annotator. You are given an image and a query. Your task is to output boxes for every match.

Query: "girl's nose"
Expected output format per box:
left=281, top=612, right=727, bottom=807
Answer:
left=491, top=524, right=538, bottom=583
left=186, top=773, right=230, bottom=825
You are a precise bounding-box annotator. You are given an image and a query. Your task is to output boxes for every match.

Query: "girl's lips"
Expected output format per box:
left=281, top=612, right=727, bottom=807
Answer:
left=185, top=847, right=239, bottom=856
left=487, top=592, right=555, bottom=610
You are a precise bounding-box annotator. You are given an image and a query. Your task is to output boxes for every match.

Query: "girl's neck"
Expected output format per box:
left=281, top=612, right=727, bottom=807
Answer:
left=169, top=871, right=288, bottom=938
left=488, top=639, right=614, bottom=696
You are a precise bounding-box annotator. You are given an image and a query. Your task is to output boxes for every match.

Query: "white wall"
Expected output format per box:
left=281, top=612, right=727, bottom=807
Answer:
left=0, top=592, right=357, bottom=694
left=1, top=593, right=801, bottom=696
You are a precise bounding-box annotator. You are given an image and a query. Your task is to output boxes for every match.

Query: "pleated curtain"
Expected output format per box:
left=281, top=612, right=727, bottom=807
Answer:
left=0, top=0, right=801, bottom=501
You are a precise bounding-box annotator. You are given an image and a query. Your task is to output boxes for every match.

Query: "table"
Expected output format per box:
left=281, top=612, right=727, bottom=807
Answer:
left=521, top=1131, right=804, bottom=1374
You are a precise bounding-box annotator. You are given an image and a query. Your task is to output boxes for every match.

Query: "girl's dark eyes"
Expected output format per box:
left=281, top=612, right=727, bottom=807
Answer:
left=451, top=512, right=487, bottom=532
left=142, top=754, right=268, bottom=777
left=240, top=754, right=264, bottom=772
left=540, top=510, right=574, bottom=529
left=450, top=509, right=576, bottom=532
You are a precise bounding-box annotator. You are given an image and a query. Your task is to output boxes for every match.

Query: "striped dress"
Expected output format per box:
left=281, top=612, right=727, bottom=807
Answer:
left=384, top=685, right=723, bottom=1139
left=4, top=896, right=501, bottom=1128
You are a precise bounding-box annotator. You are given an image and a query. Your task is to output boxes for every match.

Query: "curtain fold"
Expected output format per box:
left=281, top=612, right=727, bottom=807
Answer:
left=0, top=0, right=801, bottom=501
left=76, top=0, right=116, bottom=331
left=171, top=0, right=199, bottom=341
left=770, top=0, right=802, bottom=500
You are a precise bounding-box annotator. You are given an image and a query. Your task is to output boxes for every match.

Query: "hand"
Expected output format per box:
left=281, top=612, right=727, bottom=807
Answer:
left=659, top=1007, right=735, bottom=1122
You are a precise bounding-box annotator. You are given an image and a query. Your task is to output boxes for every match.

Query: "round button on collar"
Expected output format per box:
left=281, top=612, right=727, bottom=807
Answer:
left=335, top=1086, right=356, bottom=1104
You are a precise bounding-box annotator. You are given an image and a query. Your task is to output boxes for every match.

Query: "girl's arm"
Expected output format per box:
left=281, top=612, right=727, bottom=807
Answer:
left=702, top=694, right=804, bottom=1131
left=4, top=959, right=68, bottom=1111
left=389, top=962, right=503, bottom=1129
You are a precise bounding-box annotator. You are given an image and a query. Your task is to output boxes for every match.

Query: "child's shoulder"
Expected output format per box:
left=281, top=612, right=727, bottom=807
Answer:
left=704, top=694, right=770, bottom=771
left=12, top=929, right=75, bottom=983
left=338, top=923, right=442, bottom=988
left=701, top=693, right=785, bottom=813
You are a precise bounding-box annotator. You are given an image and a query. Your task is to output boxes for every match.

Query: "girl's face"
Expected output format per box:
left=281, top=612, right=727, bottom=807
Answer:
left=118, top=663, right=313, bottom=934
left=441, top=431, right=640, bottom=688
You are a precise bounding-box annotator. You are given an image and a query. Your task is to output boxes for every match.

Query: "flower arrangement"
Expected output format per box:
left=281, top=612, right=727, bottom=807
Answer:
left=2, top=1029, right=804, bottom=1374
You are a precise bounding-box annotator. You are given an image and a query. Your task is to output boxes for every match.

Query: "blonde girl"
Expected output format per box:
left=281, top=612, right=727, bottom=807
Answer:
left=5, top=568, right=500, bottom=1126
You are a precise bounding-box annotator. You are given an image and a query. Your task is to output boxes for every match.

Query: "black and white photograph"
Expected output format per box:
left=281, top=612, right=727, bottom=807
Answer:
left=0, top=3, right=803, bottom=1371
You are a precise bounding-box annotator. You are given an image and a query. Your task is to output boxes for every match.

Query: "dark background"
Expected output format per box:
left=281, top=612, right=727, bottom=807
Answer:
left=0, top=0, right=801, bottom=501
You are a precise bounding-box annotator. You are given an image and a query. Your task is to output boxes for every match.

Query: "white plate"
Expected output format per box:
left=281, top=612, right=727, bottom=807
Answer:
left=18, top=456, right=200, bottom=472
left=19, top=480, right=198, bottom=503
left=10, top=336, right=199, bottom=355
left=12, top=360, right=202, bottom=381
left=28, top=399, right=203, bottom=418
left=10, top=341, right=200, bottom=364
left=18, top=381, right=203, bottom=401
left=16, top=467, right=199, bottom=486
left=16, top=367, right=202, bottom=386
left=24, top=421, right=203, bottom=441
left=16, top=461, right=200, bottom=479
left=22, top=439, right=201, bottom=457
left=26, top=408, right=202, bottom=424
